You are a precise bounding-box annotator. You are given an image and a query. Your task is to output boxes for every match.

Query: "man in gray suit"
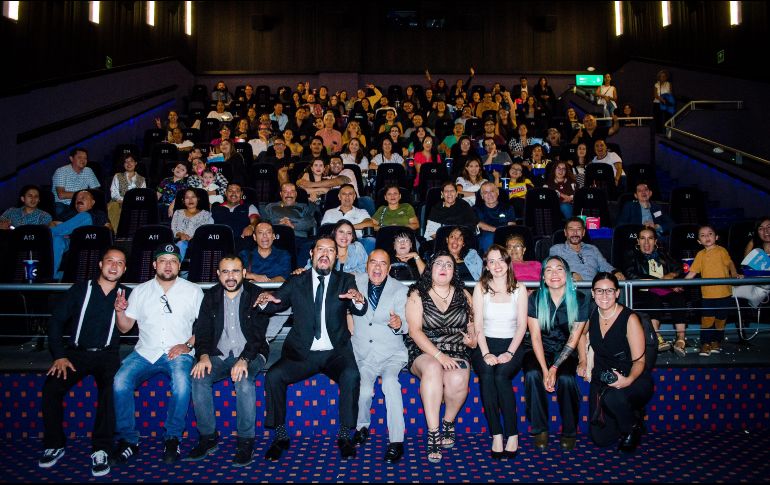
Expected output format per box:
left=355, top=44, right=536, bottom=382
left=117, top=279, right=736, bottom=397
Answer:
left=351, top=249, right=409, bottom=463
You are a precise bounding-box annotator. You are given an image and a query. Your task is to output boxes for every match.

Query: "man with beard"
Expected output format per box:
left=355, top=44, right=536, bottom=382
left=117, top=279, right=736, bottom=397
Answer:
left=112, top=244, right=204, bottom=465
left=255, top=237, right=368, bottom=460
left=186, top=256, right=269, bottom=466
left=38, top=248, right=130, bottom=477
left=549, top=217, right=625, bottom=282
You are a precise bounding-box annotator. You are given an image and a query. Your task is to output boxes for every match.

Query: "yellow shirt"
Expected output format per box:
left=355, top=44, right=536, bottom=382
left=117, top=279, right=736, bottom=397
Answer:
left=690, top=246, right=733, bottom=299
left=507, top=179, right=533, bottom=199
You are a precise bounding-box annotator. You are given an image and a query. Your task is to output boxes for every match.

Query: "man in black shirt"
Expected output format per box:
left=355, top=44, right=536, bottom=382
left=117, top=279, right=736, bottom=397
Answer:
left=38, top=248, right=130, bottom=477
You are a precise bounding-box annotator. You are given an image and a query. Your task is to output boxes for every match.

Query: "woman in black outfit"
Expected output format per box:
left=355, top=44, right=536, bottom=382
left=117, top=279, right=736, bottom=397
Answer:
left=586, top=272, right=654, bottom=453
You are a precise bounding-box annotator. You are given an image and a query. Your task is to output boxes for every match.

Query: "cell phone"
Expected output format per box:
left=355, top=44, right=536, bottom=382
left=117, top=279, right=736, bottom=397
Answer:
left=455, top=360, right=468, bottom=369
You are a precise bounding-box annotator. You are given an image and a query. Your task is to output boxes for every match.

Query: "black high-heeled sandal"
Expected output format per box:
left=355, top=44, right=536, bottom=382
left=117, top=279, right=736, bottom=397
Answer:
left=427, top=427, right=442, bottom=463
left=441, top=420, right=456, bottom=449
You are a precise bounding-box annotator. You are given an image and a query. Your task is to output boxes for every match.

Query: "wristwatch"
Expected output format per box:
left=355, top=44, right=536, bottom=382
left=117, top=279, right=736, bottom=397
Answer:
left=239, top=356, right=251, bottom=364
left=185, top=342, right=194, bottom=350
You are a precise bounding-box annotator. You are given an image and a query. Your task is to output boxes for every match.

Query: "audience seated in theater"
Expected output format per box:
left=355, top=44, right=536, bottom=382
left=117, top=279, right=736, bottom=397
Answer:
left=210, top=124, right=232, bottom=151
left=595, top=73, right=618, bottom=117
left=570, top=114, right=620, bottom=158
left=207, top=100, right=233, bottom=122
left=372, top=185, right=419, bottom=232
left=496, top=103, right=517, bottom=142
left=315, top=112, right=343, bottom=154
left=341, top=120, right=367, bottom=149
left=475, top=92, right=499, bottom=118
left=475, top=182, right=517, bottom=253
left=237, top=83, right=257, bottom=111
left=478, top=120, right=506, bottom=150
left=412, top=135, right=442, bottom=188
left=369, top=137, right=405, bottom=169
left=526, top=144, right=551, bottom=186
left=404, top=114, right=435, bottom=147
left=187, top=158, right=229, bottom=203
left=287, top=106, right=315, bottom=146
left=327, top=94, right=345, bottom=118
left=234, top=118, right=252, bottom=142
left=616, top=182, right=673, bottom=241
left=0, top=184, right=52, bottom=229
left=448, top=135, right=477, bottom=178
left=157, top=161, right=190, bottom=220
left=107, top=154, right=147, bottom=229
left=425, top=182, right=478, bottom=240
left=211, top=81, right=233, bottom=107
left=507, top=124, right=534, bottom=161
left=545, top=128, right=564, bottom=161
left=511, top=75, right=529, bottom=101
left=426, top=99, right=452, bottom=131
left=505, top=234, right=541, bottom=283
left=341, top=138, right=369, bottom=172
left=565, top=107, right=581, bottom=132
left=321, top=220, right=369, bottom=274
left=51, top=189, right=111, bottom=280
left=296, top=159, right=331, bottom=203
left=270, top=101, right=289, bottom=132
left=262, top=183, right=318, bottom=267
left=549, top=217, right=624, bottom=282
left=154, top=110, right=186, bottom=141
left=571, top=142, right=590, bottom=189
left=407, top=126, right=432, bottom=158
left=170, top=128, right=194, bottom=152
left=381, top=125, right=408, bottom=159
left=544, top=160, right=576, bottom=219
left=439, top=122, right=465, bottom=158
left=171, top=188, right=213, bottom=260
left=281, top=129, right=304, bottom=158
left=249, top=124, right=272, bottom=160
left=533, top=76, right=556, bottom=116
left=211, top=182, right=259, bottom=253
left=52, top=147, right=101, bottom=218
left=389, top=231, right=426, bottom=281
left=482, top=137, right=512, bottom=168
left=219, top=139, right=247, bottom=186
left=455, top=158, right=486, bottom=207
left=377, top=108, right=402, bottom=136
left=591, top=139, right=623, bottom=187
left=240, top=221, right=291, bottom=283
left=300, top=136, right=330, bottom=163
left=321, top=184, right=376, bottom=252
left=496, top=162, right=532, bottom=219
left=256, top=135, right=296, bottom=169
left=258, top=112, right=280, bottom=137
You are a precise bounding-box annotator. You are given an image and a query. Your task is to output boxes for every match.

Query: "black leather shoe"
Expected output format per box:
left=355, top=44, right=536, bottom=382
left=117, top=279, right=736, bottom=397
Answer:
left=353, top=427, right=369, bottom=445
left=490, top=450, right=505, bottom=460
left=184, top=432, right=219, bottom=461
left=264, top=438, right=290, bottom=461
left=337, top=438, right=357, bottom=459
left=233, top=438, right=254, bottom=467
left=533, top=431, right=549, bottom=451
left=384, top=442, right=404, bottom=463
left=163, top=437, right=181, bottom=464
left=618, top=425, right=642, bottom=453
left=504, top=449, right=518, bottom=460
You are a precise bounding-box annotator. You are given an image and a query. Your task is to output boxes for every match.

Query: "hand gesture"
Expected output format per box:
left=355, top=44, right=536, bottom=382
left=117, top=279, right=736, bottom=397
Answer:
left=191, top=356, right=212, bottom=379
left=231, top=358, right=249, bottom=382
left=461, top=329, right=478, bottom=349
left=544, top=366, right=557, bottom=392
left=168, top=343, right=191, bottom=360
left=47, top=358, right=76, bottom=380
left=470, top=67, right=475, bottom=76
left=387, top=310, right=402, bottom=331
left=254, top=292, right=281, bottom=307
left=114, top=288, right=128, bottom=313
left=339, top=288, right=365, bottom=305
left=291, top=267, right=307, bottom=276
left=154, top=117, right=162, bottom=128
left=436, top=352, right=460, bottom=370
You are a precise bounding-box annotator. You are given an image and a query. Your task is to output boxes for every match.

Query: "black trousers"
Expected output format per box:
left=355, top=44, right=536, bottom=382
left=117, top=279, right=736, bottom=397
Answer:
left=265, top=346, right=360, bottom=429
left=471, top=338, right=525, bottom=439
left=522, top=350, right=580, bottom=437
left=589, top=372, right=654, bottom=447
left=42, top=348, right=121, bottom=451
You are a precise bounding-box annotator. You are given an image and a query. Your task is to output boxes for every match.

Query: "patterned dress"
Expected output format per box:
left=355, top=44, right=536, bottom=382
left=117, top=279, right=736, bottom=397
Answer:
left=406, top=288, right=471, bottom=369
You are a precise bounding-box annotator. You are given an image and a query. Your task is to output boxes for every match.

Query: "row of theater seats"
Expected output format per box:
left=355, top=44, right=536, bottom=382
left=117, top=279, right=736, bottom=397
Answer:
left=0, top=218, right=754, bottom=286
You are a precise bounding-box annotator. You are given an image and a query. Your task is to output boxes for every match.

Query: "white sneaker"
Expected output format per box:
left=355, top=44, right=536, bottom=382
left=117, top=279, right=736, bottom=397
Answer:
left=38, top=448, right=65, bottom=468
left=90, top=450, right=111, bottom=477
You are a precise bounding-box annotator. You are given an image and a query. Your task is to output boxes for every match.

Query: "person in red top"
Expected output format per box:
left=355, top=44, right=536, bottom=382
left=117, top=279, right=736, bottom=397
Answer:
left=413, top=135, right=442, bottom=187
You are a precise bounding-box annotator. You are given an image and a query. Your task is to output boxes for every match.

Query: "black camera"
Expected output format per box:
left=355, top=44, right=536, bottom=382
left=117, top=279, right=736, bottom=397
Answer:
left=599, top=369, right=618, bottom=385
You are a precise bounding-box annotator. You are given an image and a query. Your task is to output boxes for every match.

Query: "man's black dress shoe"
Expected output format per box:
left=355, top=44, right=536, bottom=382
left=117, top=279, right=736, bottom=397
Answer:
left=264, top=439, right=290, bottom=461
left=337, top=438, right=357, bottom=459
left=353, top=427, right=369, bottom=445
left=384, top=442, right=404, bottom=463
left=618, top=424, right=642, bottom=453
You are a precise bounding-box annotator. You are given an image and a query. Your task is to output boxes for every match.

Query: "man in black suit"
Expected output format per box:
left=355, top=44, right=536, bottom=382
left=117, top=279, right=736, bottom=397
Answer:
left=186, top=255, right=269, bottom=467
left=255, top=237, right=367, bottom=460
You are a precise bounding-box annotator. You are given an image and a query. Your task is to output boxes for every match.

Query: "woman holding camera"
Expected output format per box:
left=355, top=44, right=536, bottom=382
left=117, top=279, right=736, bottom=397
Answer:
left=585, top=272, right=654, bottom=453
left=524, top=256, right=590, bottom=452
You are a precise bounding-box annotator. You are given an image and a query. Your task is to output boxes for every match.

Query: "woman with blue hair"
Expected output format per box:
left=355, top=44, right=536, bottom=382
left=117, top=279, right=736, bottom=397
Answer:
left=523, top=256, right=591, bottom=452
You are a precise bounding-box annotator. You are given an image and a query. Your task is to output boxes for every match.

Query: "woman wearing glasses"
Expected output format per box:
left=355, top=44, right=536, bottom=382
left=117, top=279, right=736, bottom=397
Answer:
left=405, top=251, right=477, bottom=463
left=585, top=272, right=654, bottom=453
left=524, top=256, right=590, bottom=452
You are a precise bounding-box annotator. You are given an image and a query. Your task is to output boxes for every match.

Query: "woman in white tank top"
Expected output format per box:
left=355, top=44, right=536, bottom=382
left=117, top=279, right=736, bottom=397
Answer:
left=471, top=244, right=529, bottom=459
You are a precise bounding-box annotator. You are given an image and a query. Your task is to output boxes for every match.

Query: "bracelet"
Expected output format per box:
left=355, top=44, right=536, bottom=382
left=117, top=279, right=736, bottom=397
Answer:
left=505, top=351, right=514, bottom=357
left=433, top=350, right=442, bottom=359
left=482, top=352, right=491, bottom=358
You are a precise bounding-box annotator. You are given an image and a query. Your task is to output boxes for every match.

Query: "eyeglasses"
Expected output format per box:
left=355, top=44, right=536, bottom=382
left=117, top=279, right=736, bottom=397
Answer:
left=161, top=295, right=173, bottom=314
left=434, top=261, right=454, bottom=270
left=592, top=288, right=617, bottom=295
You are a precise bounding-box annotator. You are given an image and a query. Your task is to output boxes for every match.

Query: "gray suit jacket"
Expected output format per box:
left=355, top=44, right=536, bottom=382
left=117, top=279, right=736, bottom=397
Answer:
left=351, top=273, right=409, bottom=365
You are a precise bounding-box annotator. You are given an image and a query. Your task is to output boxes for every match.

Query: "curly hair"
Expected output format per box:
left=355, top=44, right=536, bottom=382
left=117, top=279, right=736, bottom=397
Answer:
left=408, top=250, right=471, bottom=317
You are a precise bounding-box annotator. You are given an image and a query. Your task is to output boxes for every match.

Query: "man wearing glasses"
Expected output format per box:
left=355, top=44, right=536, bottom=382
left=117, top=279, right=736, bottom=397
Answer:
left=111, top=244, right=204, bottom=465
left=549, top=217, right=625, bottom=282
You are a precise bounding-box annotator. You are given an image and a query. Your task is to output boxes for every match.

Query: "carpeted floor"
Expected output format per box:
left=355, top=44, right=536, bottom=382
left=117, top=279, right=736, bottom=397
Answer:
left=4, top=429, right=769, bottom=483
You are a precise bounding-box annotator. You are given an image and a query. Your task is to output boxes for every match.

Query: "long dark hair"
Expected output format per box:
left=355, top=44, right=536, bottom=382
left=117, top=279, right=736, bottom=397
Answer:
left=409, top=251, right=468, bottom=309
left=332, top=218, right=358, bottom=243
left=752, top=216, right=770, bottom=250
left=479, top=244, right=517, bottom=295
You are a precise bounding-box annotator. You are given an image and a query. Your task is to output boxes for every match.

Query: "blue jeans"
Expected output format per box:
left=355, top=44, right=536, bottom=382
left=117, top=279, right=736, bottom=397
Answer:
left=113, top=351, right=194, bottom=444
left=559, top=202, right=573, bottom=219
left=176, top=240, right=189, bottom=260
left=191, top=355, right=265, bottom=439
left=52, top=211, right=92, bottom=280
left=478, top=231, right=496, bottom=254
left=357, top=196, right=376, bottom=216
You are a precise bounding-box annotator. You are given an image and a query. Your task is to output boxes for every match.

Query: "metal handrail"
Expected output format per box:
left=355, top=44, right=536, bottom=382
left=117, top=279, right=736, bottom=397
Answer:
left=664, top=100, right=770, bottom=167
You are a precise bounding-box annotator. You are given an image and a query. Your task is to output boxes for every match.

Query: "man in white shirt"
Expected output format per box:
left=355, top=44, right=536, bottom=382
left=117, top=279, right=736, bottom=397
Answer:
left=111, top=244, right=204, bottom=465
left=255, top=237, right=367, bottom=461
left=591, top=139, right=624, bottom=187
left=320, top=184, right=376, bottom=252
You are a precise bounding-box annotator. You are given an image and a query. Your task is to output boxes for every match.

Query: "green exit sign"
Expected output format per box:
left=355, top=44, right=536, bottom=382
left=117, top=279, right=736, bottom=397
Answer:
left=717, top=49, right=725, bottom=64
left=576, top=74, right=603, bottom=86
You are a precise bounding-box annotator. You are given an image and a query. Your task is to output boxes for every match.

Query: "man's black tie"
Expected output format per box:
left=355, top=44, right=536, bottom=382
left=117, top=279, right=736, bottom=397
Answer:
left=314, top=275, right=325, bottom=339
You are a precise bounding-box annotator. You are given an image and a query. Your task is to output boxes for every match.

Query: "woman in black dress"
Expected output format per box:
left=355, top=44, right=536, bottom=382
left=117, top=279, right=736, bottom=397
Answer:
left=586, top=272, right=654, bottom=452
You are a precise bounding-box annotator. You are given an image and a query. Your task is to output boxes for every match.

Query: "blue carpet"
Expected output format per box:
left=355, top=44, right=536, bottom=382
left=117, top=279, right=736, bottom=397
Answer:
left=4, top=430, right=769, bottom=483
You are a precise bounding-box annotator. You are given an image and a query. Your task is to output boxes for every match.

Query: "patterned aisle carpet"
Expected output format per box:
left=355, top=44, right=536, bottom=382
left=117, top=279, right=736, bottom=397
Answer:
left=3, top=430, right=769, bottom=483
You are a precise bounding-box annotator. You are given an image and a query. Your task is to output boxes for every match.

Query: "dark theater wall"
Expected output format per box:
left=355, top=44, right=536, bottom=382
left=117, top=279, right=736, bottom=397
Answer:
left=195, top=1, right=612, bottom=75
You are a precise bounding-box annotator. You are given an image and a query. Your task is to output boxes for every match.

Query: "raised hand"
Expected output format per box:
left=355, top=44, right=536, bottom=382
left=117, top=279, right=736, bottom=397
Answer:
left=114, top=288, right=128, bottom=313
left=388, top=310, right=402, bottom=330
left=339, top=288, right=365, bottom=305
left=254, top=292, right=281, bottom=307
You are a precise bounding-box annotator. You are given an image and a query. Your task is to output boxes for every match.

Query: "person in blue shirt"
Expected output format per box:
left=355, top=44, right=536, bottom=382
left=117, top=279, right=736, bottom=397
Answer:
left=475, top=182, right=517, bottom=253
left=616, top=182, right=673, bottom=241
left=240, top=222, right=291, bottom=283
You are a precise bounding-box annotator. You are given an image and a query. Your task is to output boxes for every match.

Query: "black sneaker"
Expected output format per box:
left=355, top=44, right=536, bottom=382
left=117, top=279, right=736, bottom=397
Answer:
left=90, top=450, right=110, bottom=477
left=233, top=438, right=255, bottom=467
left=110, top=440, right=138, bottom=465
left=163, top=438, right=181, bottom=464
left=38, top=448, right=65, bottom=468
left=184, top=433, right=219, bottom=461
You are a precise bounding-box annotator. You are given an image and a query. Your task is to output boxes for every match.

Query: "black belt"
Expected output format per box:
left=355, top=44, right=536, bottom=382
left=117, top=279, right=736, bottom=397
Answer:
left=69, top=345, right=113, bottom=352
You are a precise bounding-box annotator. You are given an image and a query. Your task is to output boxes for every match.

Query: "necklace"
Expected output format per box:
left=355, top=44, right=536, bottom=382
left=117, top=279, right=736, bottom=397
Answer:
left=598, top=303, right=619, bottom=323
left=431, top=286, right=452, bottom=304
